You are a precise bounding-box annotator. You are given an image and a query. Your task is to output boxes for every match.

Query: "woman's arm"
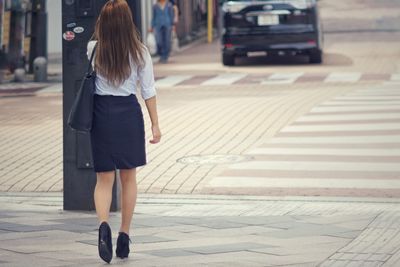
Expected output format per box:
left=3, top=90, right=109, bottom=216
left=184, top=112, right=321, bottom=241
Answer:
left=144, top=96, right=161, bottom=144
left=139, top=47, right=161, bottom=144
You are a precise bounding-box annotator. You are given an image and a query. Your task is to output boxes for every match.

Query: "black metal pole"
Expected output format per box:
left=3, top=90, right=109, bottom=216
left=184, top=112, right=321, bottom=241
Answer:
left=28, top=0, right=47, bottom=73
left=0, top=0, right=6, bottom=82
left=128, top=0, right=142, bottom=37
left=8, top=0, right=25, bottom=72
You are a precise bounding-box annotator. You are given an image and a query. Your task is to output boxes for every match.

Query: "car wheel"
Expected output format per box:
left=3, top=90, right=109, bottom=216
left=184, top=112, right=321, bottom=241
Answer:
left=222, top=53, right=235, bottom=66
left=309, top=50, right=322, bottom=64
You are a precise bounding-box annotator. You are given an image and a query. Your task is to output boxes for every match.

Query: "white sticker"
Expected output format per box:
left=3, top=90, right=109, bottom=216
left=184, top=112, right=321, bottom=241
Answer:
left=73, top=27, right=84, bottom=34
left=66, top=22, right=77, bottom=28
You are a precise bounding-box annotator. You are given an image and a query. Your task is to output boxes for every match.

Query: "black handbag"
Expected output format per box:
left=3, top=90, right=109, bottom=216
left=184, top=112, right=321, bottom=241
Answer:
left=67, top=43, right=97, bottom=133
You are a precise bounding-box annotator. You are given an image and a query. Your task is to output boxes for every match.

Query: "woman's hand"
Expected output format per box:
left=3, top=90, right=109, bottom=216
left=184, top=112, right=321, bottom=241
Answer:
left=148, top=28, right=154, bottom=33
left=150, top=124, right=161, bottom=144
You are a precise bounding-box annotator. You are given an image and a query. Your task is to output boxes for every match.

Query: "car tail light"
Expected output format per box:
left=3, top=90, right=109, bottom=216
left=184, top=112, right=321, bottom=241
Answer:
left=225, top=43, right=234, bottom=48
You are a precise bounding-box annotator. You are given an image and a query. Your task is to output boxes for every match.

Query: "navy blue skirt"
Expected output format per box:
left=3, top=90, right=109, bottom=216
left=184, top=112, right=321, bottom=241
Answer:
left=90, top=93, right=146, bottom=172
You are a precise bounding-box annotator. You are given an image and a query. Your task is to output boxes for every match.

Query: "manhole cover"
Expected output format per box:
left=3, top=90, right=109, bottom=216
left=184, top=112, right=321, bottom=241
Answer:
left=177, top=154, right=253, bottom=165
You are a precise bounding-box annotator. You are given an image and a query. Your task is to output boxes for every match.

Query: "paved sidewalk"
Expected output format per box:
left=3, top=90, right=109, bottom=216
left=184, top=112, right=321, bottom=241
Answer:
left=1, top=192, right=400, bottom=267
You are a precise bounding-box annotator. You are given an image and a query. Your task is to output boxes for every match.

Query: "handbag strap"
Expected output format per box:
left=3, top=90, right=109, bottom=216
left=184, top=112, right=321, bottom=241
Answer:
left=87, top=42, right=98, bottom=74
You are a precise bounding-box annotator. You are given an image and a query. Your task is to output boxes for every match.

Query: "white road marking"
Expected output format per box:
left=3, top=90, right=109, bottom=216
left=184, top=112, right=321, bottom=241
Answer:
left=228, top=161, right=400, bottom=172
left=297, top=113, right=400, bottom=122
left=310, top=105, right=400, bottom=113
left=155, top=75, right=192, bottom=88
left=320, top=101, right=400, bottom=106
left=282, top=123, right=400, bottom=132
left=247, top=148, right=400, bottom=156
left=201, top=73, right=247, bottom=86
left=324, top=72, right=362, bottom=83
left=390, top=74, right=400, bottom=82
left=333, top=96, right=400, bottom=101
left=207, top=176, right=400, bottom=189
left=268, top=136, right=400, bottom=144
left=261, top=72, right=303, bottom=84
left=347, top=90, right=400, bottom=96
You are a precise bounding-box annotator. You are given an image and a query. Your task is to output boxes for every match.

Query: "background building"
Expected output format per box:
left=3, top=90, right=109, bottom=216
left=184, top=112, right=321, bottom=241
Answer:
left=0, top=0, right=216, bottom=65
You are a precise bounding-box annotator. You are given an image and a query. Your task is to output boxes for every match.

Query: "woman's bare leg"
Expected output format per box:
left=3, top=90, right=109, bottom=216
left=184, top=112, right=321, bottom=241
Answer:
left=94, top=171, right=115, bottom=224
left=119, top=168, right=138, bottom=235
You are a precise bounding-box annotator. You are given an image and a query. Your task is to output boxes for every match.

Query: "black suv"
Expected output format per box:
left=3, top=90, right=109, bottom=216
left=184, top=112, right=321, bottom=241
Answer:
left=220, top=0, right=323, bottom=65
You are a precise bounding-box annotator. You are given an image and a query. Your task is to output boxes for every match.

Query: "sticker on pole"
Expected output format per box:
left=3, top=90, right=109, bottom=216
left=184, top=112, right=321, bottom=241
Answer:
left=63, top=31, right=75, bottom=41
left=66, top=22, right=77, bottom=28
left=73, top=27, right=84, bottom=34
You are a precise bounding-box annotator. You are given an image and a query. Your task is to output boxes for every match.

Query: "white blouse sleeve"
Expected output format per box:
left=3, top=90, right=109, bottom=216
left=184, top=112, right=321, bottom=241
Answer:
left=86, top=40, right=97, bottom=68
left=138, top=47, right=157, bottom=100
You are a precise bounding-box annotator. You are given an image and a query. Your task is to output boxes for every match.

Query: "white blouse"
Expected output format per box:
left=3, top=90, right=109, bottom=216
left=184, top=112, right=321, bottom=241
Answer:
left=86, top=40, right=157, bottom=100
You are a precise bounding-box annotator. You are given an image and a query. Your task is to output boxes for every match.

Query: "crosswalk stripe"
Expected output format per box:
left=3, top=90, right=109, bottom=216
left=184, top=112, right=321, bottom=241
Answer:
left=155, top=75, right=192, bottom=88
left=201, top=73, right=247, bottom=86
left=151, top=73, right=398, bottom=87
left=333, top=96, right=400, bottom=101
left=151, top=72, right=400, bottom=88
left=347, top=90, right=400, bottom=96
left=310, top=105, right=400, bottom=113
left=282, top=123, right=400, bottom=132
left=390, top=74, right=400, bottom=82
left=247, top=148, right=400, bottom=156
left=268, top=136, right=400, bottom=144
left=297, top=113, right=400, bottom=122
left=228, top=161, right=400, bottom=172
left=207, top=177, right=400, bottom=189
left=261, top=72, right=303, bottom=84
left=324, top=72, right=362, bottom=83
left=321, top=101, right=400, bottom=106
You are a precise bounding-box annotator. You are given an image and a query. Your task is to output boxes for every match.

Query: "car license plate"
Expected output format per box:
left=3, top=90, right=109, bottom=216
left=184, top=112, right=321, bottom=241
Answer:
left=247, top=51, right=267, bottom=57
left=258, top=15, right=279, bottom=26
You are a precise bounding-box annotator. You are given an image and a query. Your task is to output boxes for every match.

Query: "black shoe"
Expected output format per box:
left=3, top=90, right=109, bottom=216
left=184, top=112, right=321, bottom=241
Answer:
left=98, top=221, right=113, bottom=263
left=115, top=231, right=132, bottom=259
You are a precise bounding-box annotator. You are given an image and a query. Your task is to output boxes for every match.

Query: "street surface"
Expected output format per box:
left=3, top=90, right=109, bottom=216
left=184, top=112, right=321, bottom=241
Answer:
left=1, top=0, right=400, bottom=266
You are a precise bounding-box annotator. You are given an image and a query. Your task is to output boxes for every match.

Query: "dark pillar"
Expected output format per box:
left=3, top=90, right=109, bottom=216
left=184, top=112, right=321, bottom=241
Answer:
left=8, top=0, right=26, bottom=72
left=62, top=0, right=141, bottom=211
left=28, top=0, right=47, bottom=73
left=0, top=0, right=7, bottom=82
left=128, top=0, right=142, bottom=36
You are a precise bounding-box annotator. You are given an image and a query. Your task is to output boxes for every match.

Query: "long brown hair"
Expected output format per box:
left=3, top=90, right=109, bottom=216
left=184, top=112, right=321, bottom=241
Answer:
left=92, top=0, right=145, bottom=87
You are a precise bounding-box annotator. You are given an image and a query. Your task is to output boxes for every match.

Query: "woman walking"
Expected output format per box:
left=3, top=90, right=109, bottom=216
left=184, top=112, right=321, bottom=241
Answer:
left=150, top=0, right=175, bottom=63
left=86, top=0, right=161, bottom=263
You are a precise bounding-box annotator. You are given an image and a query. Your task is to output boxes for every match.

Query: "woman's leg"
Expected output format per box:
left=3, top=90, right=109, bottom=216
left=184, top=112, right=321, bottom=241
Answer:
left=119, top=168, right=138, bottom=234
left=154, top=27, right=162, bottom=58
left=94, top=171, right=115, bottom=224
left=160, top=26, right=168, bottom=61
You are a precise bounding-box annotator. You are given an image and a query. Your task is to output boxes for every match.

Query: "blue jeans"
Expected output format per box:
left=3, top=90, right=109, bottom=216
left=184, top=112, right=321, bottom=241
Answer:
left=155, top=26, right=172, bottom=61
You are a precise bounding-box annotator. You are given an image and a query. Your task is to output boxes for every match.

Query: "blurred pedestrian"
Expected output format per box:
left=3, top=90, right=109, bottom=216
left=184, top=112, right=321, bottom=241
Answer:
left=170, top=0, right=180, bottom=54
left=170, top=0, right=179, bottom=31
left=149, top=0, right=174, bottom=63
left=86, top=0, right=161, bottom=263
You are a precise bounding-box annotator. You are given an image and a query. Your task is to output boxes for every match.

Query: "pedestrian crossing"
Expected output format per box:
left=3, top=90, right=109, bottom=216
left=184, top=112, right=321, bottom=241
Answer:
left=203, top=84, right=400, bottom=198
left=155, top=72, right=399, bottom=88
left=261, top=72, right=304, bottom=85
left=324, top=72, right=362, bottom=83
left=201, top=73, right=247, bottom=86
